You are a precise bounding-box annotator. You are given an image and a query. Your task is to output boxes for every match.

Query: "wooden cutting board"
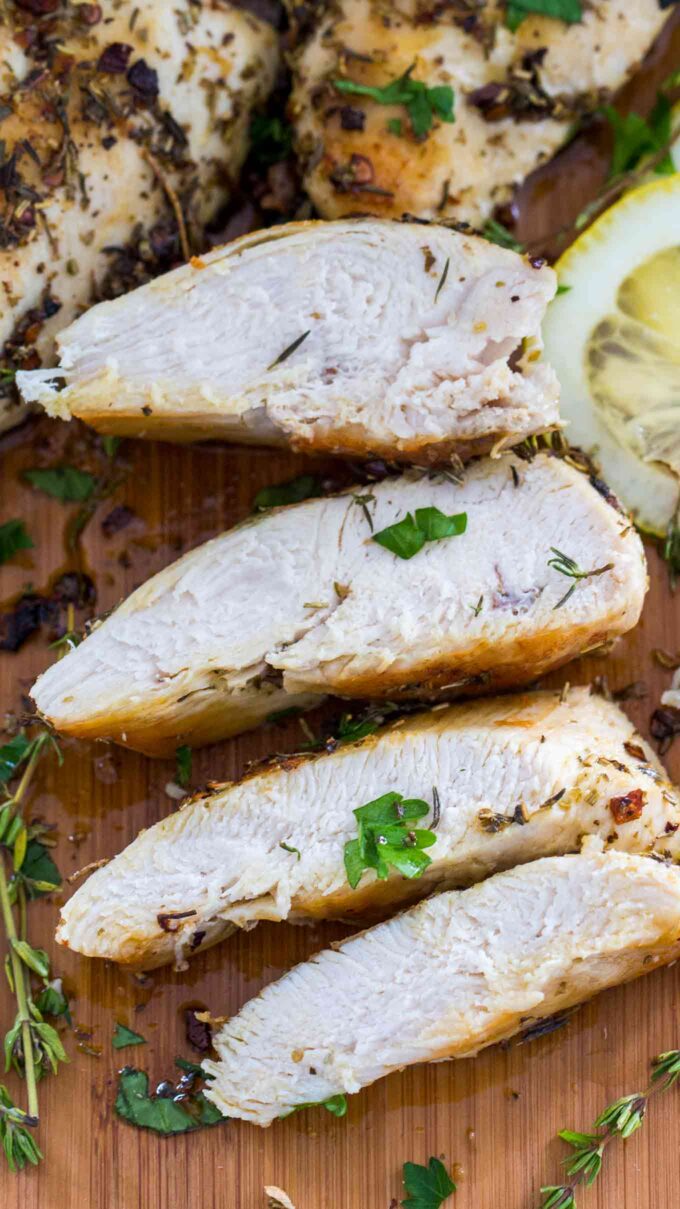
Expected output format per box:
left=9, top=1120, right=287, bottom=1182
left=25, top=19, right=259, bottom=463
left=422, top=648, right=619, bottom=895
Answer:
left=2, top=18, right=680, bottom=1208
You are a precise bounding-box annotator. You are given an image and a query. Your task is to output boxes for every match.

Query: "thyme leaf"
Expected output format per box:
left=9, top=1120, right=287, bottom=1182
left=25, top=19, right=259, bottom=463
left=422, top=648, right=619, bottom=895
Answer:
left=547, top=548, right=613, bottom=609
left=481, top=219, right=524, bottom=252
left=0, top=521, right=33, bottom=566
left=267, top=330, right=310, bottom=372
left=435, top=257, right=450, bottom=302
left=0, top=1088, right=41, bottom=1173
left=332, top=65, right=454, bottom=139
left=539, top=1049, right=680, bottom=1207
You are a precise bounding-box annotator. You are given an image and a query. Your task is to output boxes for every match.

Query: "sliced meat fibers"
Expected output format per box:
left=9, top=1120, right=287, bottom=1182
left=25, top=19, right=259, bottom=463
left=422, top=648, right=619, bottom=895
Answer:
left=31, top=455, right=647, bottom=755
left=202, top=847, right=680, bottom=1126
left=17, top=220, right=559, bottom=461
left=56, top=688, right=680, bottom=969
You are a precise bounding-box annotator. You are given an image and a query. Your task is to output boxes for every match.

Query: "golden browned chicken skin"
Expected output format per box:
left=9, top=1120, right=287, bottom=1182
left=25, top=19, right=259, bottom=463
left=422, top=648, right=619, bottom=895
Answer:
left=0, top=0, right=278, bottom=432
left=290, top=0, right=669, bottom=226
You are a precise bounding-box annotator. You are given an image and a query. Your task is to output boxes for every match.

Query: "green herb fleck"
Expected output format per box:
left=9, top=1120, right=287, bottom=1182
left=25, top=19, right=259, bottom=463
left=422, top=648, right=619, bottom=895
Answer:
left=481, top=219, right=524, bottom=252
left=102, top=436, right=121, bottom=459
left=23, top=466, right=98, bottom=504
left=344, top=791, right=436, bottom=889
left=333, top=65, right=454, bottom=140
left=0, top=520, right=33, bottom=566
left=249, top=114, right=293, bottom=168
left=387, top=117, right=403, bottom=135
left=401, top=1156, right=456, bottom=1209
left=253, top=475, right=321, bottom=512
left=602, top=99, right=676, bottom=179
left=279, top=842, right=301, bottom=861
left=505, top=0, right=582, bottom=33
left=373, top=508, right=467, bottom=560
left=434, top=257, right=450, bottom=302
left=175, top=745, right=192, bottom=789
left=555, top=284, right=572, bottom=296
left=267, top=330, right=310, bottom=372
left=112, top=1023, right=146, bottom=1050
left=285, top=1094, right=348, bottom=1119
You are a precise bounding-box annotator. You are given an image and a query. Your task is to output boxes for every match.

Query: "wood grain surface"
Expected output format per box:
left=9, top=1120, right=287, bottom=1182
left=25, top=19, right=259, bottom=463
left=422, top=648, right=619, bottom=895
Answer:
left=1, top=16, right=680, bottom=1209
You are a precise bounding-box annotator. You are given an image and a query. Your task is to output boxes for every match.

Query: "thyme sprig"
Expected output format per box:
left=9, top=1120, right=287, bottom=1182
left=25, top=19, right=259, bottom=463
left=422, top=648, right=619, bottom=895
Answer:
left=539, top=1050, right=680, bottom=1207
left=547, top=548, right=613, bottom=608
left=0, top=727, right=66, bottom=1173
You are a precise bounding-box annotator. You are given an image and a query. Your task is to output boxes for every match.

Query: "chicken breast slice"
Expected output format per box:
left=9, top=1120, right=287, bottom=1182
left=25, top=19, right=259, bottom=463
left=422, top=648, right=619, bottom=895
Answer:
left=203, top=846, right=680, bottom=1126
left=57, top=688, right=680, bottom=969
left=30, top=454, right=647, bottom=756
left=17, top=219, right=559, bottom=459
left=290, top=0, right=668, bottom=226
left=0, top=0, right=278, bottom=434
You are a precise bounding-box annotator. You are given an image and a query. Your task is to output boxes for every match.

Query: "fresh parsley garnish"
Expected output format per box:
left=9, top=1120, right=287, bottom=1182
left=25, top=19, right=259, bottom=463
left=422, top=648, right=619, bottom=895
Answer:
left=401, top=1156, right=456, bottom=1209
left=175, top=745, right=192, bottom=789
left=285, top=1094, right=348, bottom=1119
left=253, top=475, right=321, bottom=512
left=333, top=65, right=455, bottom=139
left=344, top=791, right=436, bottom=889
left=23, top=466, right=98, bottom=503
left=481, top=219, right=524, bottom=252
left=115, top=1067, right=224, bottom=1135
left=602, top=98, right=675, bottom=179
left=0, top=520, right=33, bottom=566
left=112, top=1023, right=146, bottom=1050
left=373, top=508, right=467, bottom=560
left=505, top=0, right=582, bottom=33
left=0, top=734, right=32, bottom=785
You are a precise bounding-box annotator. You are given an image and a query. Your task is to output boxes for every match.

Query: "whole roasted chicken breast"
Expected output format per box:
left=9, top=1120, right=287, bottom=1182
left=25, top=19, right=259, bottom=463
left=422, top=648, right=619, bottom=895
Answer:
left=18, top=219, right=559, bottom=459
left=202, top=847, right=680, bottom=1125
left=56, top=688, right=680, bottom=969
left=290, top=0, right=669, bottom=226
left=30, top=454, right=647, bottom=755
left=0, top=0, right=278, bottom=433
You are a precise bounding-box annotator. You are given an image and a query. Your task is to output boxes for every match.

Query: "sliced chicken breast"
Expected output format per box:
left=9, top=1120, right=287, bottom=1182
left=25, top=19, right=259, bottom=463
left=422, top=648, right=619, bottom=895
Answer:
left=203, top=846, right=680, bottom=1126
left=290, top=0, right=668, bottom=226
left=57, top=688, right=680, bottom=969
left=0, top=0, right=278, bottom=434
left=30, top=455, right=647, bottom=756
left=17, top=220, right=559, bottom=459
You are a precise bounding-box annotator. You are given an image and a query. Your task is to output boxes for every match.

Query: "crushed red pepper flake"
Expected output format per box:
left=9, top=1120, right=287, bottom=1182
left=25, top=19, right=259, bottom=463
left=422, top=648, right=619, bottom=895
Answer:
left=608, top=788, right=646, bottom=825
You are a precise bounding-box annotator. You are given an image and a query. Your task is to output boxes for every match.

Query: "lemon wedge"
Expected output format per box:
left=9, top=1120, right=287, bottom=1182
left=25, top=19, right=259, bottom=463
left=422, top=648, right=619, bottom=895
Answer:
left=542, top=172, right=680, bottom=536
